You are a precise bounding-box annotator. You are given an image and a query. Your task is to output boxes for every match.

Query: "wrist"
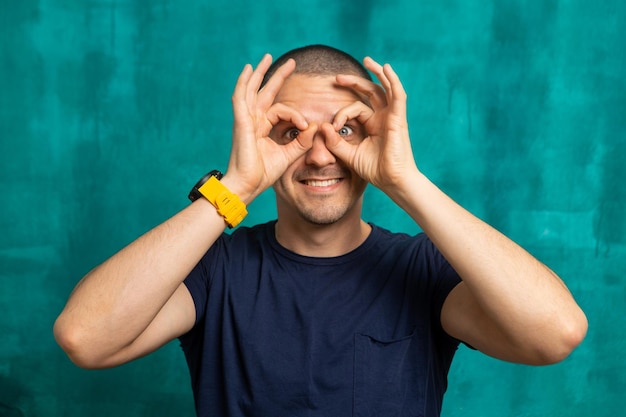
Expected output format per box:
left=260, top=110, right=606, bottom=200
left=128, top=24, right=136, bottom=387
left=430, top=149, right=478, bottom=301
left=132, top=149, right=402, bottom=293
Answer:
left=219, top=173, right=260, bottom=206
left=189, top=171, right=248, bottom=228
left=380, top=167, right=430, bottom=207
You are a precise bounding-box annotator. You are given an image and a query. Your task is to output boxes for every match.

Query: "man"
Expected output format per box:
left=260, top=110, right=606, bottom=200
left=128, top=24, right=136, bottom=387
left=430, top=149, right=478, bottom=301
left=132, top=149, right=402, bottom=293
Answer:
left=54, top=45, right=587, bottom=416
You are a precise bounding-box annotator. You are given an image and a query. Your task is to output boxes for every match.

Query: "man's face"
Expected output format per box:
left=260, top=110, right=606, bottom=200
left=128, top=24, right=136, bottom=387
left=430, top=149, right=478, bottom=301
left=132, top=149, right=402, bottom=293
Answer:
left=270, top=74, right=369, bottom=226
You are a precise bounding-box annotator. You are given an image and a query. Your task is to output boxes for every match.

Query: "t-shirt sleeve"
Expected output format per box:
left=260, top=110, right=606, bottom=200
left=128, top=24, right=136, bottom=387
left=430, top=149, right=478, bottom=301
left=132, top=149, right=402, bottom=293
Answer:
left=182, top=234, right=226, bottom=325
left=419, top=235, right=464, bottom=345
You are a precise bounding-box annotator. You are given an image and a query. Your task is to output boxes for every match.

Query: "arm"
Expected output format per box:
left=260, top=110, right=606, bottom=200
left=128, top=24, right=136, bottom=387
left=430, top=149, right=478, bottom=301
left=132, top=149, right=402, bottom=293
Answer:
left=53, top=200, right=226, bottom=369
left=326, top=59, right=588, bottom=365
left=391, top=172, right=587, bottom=364
left=54, top=54, right=315, bottom=369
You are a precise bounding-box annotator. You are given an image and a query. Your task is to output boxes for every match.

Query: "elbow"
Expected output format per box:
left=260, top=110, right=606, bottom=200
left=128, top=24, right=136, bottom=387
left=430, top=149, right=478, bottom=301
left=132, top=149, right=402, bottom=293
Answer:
left=558, top=312, right=589, bottom=362
left=53, top=316, right=109, bottom=370
left=534, top=310, right=589, bottom=365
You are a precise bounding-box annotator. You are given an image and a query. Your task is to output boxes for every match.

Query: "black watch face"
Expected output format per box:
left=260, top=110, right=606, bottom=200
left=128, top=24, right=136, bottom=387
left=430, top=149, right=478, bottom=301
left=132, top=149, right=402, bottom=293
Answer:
left=188, top=170, right=223, bottom=202
left=188, top=189, right=202, bottom=202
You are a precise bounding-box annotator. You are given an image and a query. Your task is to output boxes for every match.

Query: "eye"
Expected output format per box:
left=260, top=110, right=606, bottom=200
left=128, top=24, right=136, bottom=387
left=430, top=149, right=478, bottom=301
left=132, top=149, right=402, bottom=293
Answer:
left=285, top=128, right=300, bottom=141
left=337, top=125, right=353, bottom=137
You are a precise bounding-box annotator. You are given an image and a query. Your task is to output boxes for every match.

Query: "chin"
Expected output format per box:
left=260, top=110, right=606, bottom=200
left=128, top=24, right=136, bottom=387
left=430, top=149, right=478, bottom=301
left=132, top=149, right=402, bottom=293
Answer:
left=297, top=202, right=359, bottom=226
left=299, top=211, right=343, bottom=226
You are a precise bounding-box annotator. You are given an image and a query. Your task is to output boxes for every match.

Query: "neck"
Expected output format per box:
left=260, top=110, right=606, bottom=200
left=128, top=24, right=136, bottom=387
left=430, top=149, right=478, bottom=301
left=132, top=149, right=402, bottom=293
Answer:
left=274, top=216, right=371, bottom=257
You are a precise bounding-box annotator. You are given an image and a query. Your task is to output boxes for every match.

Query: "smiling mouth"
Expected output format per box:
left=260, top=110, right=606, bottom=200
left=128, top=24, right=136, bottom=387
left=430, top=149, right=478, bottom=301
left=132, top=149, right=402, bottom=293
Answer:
left=302, top=179, right=341, bottom=187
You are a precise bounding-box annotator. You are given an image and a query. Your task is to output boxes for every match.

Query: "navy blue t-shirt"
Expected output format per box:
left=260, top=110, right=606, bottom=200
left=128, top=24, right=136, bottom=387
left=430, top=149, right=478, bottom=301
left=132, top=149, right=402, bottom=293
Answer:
left=180, top=221, right=462, bottom=417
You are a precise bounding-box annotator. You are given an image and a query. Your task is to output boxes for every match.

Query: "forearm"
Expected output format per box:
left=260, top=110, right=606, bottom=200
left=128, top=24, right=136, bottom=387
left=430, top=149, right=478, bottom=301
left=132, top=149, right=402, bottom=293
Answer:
left=54, top=198, right=226, bottom=364
left=385, top=169, right=587, bottom=355
left=389, top=170, right=548, bottom=289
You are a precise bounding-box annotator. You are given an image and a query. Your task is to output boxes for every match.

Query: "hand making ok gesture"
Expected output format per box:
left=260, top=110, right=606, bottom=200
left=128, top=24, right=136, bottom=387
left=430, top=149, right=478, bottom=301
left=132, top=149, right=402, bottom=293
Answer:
left=325, top=57, right=420, bottom=194
left=225, top=54, right=318, bottom=204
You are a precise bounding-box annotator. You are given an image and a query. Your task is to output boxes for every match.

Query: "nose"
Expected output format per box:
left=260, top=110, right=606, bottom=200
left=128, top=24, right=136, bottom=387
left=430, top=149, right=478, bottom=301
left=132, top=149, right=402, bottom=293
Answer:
left=305, top=127, right=336, bottom=167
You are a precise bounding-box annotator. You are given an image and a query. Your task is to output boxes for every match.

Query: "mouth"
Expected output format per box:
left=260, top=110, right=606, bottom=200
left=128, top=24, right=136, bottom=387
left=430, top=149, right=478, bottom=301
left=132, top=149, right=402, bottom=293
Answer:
left=301, top=179, right=341, bottom=187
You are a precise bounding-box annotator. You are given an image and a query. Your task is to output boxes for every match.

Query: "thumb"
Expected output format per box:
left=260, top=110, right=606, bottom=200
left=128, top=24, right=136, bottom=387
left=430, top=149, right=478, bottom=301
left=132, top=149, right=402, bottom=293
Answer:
left=320, top=123, right=354, bottom=165
left=282, top=123, right=317, bottom=163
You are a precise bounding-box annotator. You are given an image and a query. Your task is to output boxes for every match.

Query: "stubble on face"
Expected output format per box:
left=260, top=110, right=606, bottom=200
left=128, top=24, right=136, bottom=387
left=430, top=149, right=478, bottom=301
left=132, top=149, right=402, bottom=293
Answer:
left=274, top=167, right=365, bottom=226
left=270, top=74, right=369, bottom=226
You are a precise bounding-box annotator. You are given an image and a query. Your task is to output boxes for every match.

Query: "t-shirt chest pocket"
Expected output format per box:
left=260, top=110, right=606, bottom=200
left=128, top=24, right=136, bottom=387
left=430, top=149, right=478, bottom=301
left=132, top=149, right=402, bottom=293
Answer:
left=353, top=329, right=426, bottom=417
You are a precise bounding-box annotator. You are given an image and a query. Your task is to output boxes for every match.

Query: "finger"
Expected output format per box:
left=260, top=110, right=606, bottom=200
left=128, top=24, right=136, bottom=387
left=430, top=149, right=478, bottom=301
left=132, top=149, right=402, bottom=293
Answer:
left=319, top=122, right=355, bottom=166
left=363, top=57, right=393, bottom=95
left=332, top=101, right=374, bottom=131
left=281, top=123, right=317, bottom=161
left=365, top=58, right=409, bottom=105
left=257, top=58, right=296, bottom=109
left=381, top=63, right=408, bottom=120
left=265, top=103, right=309, bottom=143
left=382, top=62, right=407, bottom=102
left=363, top=57, right=397, bottom=112
left=266, top=103, right=309, bottom=131
left=335, top=73, right=387, bottom=110
left=364, top=58, right=408, bottom=125
left=232, top=63, right=254, bottom=119
left=288, top=123, right=319, bottom=154
left=245, top=54, right=274, bottom=106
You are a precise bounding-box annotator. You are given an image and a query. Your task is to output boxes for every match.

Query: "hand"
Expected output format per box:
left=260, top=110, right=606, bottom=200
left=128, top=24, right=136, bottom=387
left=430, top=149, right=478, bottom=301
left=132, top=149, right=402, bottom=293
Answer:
left=224, top=54, right=316, bottom=203
left=325, top=57, right=419, bottom=192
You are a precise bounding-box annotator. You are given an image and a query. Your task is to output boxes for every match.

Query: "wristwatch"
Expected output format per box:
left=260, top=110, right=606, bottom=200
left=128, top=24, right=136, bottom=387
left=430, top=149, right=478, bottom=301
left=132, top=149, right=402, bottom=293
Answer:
left=188, top=170, right=248, bottom=228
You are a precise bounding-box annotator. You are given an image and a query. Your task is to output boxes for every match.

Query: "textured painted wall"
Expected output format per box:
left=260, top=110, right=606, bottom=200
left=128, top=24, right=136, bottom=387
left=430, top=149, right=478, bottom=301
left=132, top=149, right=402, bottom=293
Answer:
left=1, top=0, right=624, bottom=415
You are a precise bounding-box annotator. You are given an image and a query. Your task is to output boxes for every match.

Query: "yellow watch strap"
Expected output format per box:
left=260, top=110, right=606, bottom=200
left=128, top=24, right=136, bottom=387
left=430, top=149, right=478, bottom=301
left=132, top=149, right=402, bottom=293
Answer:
left=197, top=176, right=248, bottom=228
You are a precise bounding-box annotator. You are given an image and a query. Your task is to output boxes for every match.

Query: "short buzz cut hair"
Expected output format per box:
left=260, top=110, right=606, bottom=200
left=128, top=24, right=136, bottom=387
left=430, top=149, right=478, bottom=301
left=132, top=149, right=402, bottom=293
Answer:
left=260, top=44, right=372, bottom=88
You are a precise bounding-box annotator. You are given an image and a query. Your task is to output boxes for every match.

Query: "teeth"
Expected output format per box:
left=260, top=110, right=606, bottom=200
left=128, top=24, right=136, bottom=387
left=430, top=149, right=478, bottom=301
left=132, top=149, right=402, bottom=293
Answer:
left=305, top=179, right=340, bottom=187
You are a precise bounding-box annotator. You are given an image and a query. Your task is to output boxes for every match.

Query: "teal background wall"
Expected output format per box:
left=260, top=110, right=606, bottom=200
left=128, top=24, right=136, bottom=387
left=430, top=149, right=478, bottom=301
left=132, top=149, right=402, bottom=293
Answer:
left=1, top=0, right=624, bottom=415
